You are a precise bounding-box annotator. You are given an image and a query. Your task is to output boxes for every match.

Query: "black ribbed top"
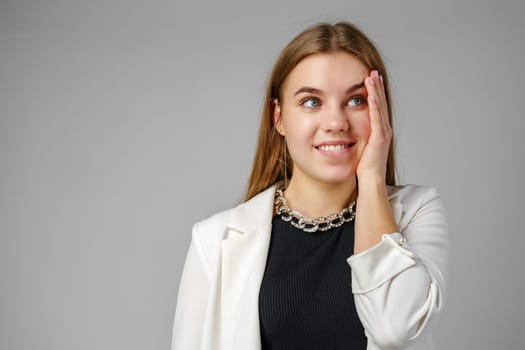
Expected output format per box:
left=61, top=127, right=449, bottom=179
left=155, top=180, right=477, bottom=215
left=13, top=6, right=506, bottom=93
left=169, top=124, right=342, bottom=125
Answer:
left=258, top=216, right=367, bottom=350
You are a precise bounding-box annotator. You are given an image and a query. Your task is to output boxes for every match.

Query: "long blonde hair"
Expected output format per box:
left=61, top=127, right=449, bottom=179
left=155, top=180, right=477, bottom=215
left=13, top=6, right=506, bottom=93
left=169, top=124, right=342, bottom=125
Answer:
left=245, top=22, right=396, bottom=201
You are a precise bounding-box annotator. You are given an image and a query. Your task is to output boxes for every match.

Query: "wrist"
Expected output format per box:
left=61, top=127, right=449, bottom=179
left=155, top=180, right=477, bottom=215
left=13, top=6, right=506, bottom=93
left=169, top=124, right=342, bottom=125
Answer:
left=357, top=175, right=387, bottom=192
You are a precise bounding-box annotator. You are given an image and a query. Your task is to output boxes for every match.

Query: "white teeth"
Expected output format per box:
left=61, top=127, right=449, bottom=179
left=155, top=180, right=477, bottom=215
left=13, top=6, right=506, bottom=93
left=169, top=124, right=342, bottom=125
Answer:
left=318, top=144, right=347, bottom=151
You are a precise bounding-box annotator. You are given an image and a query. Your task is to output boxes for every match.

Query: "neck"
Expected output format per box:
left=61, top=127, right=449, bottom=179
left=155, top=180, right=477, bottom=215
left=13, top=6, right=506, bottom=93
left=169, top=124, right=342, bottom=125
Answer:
left=283, top=176, right=357, bottom=218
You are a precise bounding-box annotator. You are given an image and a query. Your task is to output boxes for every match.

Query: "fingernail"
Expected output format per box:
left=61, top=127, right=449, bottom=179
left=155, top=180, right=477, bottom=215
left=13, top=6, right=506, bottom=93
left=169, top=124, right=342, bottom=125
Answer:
left=380, top=75, right=383, bottom=84
left=368, top=77, right=375, bottom=86
left=374, top=70, right=379, bottom=78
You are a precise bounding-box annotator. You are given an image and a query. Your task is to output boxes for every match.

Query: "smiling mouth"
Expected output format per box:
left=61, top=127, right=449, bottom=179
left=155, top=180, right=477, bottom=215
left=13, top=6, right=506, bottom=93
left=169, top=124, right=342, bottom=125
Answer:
left=316, top=143, right=354, bottom=151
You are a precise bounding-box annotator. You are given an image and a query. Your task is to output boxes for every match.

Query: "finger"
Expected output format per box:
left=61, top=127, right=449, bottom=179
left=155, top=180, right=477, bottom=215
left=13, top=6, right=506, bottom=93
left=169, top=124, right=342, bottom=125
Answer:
left=377, top=85, right=390, bottom=133
left=377, top=72, right=390, bottom=127
left=375, top=71, right=386, bottom=102
left=371, top=71, right=388, bottom=125
left=366, top=72, right=385, bottom=119
left=367, top=73, right=386, bottom=119
left=372, top=71, right=391, bottom=132
left=365, top=77, right=383, bottom=135
left=366, top=73, right=392, bottom=144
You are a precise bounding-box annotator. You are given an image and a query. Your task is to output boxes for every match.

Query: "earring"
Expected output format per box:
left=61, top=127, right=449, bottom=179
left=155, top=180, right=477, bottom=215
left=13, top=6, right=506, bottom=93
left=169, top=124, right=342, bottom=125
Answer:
left=283, top=136, right=288, bottom=189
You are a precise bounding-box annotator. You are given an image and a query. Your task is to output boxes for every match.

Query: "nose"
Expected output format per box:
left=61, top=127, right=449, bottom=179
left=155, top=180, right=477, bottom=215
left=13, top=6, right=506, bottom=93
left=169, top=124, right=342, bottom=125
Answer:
left=322, top=106, right=349, bottom=133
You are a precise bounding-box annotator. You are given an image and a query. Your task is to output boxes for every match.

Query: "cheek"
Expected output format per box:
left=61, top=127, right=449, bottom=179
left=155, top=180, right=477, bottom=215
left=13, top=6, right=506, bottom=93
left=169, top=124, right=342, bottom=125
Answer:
left=282, top=111, right=317, bottom=141
left=352, top=114, right=371, bottom=138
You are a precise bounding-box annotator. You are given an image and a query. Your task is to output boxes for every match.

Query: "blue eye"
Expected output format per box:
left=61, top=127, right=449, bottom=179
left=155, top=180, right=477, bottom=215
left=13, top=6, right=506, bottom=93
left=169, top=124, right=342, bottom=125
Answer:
left=347, top=96, right=367, bottom=107
left=301, top=97, right=321, bottom=108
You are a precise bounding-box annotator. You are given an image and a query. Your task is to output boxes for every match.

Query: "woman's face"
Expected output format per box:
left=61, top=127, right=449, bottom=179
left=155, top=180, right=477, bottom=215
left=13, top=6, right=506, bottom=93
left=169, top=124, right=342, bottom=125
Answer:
left=274, top=52, right=371, bottom=186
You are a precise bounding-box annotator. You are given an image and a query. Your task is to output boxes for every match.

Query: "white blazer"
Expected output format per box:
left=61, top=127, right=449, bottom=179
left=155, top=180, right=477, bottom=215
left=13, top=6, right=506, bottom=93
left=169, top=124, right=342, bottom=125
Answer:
left=172, top=184, right=449, bottom=350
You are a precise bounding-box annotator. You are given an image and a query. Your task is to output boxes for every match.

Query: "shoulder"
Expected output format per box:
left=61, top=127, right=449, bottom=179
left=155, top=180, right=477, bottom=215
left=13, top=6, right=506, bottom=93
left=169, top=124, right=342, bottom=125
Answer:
left=193, top=184, right=276, bottom=237
left=387, top=183, right=442, bottom=208
left=190, top=185, right=276, bottom=255
left=387, top=184, right=446, bottom=231
left=387, top=185, right=448, bottom=234
left=192, top=206, right=236, bottom=239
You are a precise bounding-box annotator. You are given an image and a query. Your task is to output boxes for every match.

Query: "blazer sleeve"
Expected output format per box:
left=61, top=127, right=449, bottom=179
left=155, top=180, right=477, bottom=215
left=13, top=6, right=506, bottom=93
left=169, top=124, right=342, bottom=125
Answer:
left=171, top=223, right=210, bottom=350
left=347, top=186, right=450, bottom=349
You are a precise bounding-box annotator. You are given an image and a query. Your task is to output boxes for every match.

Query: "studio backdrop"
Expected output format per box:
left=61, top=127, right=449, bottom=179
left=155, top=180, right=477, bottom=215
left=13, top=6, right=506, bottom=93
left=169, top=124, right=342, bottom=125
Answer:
left=1, top=0, right=524, bottom=349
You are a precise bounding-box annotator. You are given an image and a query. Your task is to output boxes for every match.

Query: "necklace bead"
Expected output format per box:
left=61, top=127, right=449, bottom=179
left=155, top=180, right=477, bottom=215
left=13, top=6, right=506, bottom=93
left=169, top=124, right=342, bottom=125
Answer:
left=274, top=188, right=356, bottom=233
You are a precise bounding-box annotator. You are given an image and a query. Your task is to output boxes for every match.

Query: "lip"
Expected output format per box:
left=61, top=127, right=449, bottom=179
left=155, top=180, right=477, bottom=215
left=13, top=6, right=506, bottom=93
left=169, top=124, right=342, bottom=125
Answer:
left=315, top=140, right=355, bottom=147
left=314, top=140, right=356, bottom=157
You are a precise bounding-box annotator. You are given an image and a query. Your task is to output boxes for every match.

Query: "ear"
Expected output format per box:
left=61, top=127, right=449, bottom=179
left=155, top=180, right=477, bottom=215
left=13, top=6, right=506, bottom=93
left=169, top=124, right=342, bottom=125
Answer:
left=272, top=99, right=285, bottom=136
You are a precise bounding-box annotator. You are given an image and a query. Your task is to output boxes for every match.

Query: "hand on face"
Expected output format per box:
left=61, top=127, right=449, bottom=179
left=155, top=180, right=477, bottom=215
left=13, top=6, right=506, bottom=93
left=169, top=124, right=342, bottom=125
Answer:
left=356, top=70, right=392, bottom=183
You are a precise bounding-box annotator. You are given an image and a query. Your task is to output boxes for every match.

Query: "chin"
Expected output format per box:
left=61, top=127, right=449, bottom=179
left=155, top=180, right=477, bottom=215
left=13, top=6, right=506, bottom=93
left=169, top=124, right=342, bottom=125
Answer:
left=315, top=170, right=356, bottom=185
left=292, top=163, right=357, bottom=186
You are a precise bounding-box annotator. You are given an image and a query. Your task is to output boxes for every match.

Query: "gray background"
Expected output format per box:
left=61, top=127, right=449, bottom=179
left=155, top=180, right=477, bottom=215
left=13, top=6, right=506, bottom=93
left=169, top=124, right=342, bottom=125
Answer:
left=1, top=0, right=524, bottom=349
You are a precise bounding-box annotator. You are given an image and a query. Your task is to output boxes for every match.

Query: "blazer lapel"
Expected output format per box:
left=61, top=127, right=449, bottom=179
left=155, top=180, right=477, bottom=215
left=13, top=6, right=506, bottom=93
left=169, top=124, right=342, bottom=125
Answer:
left=219, top=185, right=276, bottom=349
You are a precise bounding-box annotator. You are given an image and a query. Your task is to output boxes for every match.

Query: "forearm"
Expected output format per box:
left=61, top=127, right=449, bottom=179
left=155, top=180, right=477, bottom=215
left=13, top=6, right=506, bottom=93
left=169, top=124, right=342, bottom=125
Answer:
left=350, top=247, right=439, bottom=348
left=349, top=185, right=450, bottom=347
left=354, top=178, right=398, bottom=254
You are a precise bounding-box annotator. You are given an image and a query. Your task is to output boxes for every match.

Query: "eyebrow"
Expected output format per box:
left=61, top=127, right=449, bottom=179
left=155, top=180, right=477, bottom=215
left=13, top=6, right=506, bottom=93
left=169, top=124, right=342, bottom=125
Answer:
left=293, top=81, right=366, bottom=97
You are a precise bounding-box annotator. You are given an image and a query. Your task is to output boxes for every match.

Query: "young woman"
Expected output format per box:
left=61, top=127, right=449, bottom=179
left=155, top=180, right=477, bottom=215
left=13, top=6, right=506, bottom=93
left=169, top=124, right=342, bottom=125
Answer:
left=172, top=22, right=449, bottom=350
